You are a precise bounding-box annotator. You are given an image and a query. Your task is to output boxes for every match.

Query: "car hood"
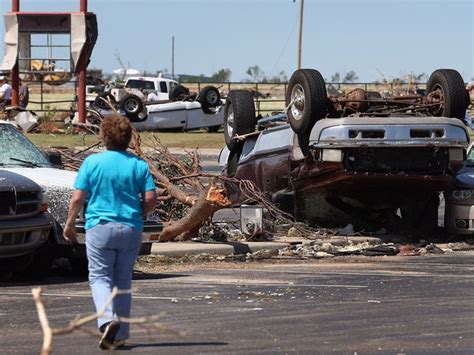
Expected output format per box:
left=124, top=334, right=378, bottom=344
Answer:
left=0, top=169, right=42, bottom=192
left=454, top=167, right=474, bottom=188
left=2, top=167, right=77, bottom=226
left=2, top=167, right=77, bottom=188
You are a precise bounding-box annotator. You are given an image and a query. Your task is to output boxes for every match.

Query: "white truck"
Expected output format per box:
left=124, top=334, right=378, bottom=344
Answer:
left=88, top=75, right=224, bottom=132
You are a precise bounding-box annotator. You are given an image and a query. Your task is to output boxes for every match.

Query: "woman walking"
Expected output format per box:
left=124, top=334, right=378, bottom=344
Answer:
left=63, top=114, right=157, bottom=350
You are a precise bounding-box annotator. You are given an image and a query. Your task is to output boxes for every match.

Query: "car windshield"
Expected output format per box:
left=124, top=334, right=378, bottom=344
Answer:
left=0, top=124, right=51, bottom=167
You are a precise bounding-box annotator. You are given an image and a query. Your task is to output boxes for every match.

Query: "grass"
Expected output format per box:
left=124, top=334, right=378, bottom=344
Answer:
left=26, top=130, right=226, bottom=149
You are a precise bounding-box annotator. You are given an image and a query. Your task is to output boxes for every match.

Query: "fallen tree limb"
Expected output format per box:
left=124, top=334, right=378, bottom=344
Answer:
left=32, top=286, right=180, bottom=354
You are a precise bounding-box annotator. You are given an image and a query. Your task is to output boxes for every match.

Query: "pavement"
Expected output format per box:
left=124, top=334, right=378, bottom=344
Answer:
left=150, top=240, right=290, bottom=257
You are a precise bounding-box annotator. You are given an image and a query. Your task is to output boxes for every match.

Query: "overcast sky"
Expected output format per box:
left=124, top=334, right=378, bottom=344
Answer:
left=0, top=0, right=472, bottom=82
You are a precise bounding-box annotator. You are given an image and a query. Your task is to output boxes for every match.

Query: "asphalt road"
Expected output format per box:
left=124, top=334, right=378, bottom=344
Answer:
left=1, top=253, right=474, bottom=354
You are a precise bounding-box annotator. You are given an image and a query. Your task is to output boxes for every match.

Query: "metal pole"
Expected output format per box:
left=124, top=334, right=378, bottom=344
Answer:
left=297, top=0, right=304, bottom=69
left=11, top=0, right=20, bottom=106
left=80, top=0, right=87, bottom=12
left=172, top=36, right=175, bottom=80
left=12, top=0, right=20, bottom=12
left=78, top=0, right=88, bottom=123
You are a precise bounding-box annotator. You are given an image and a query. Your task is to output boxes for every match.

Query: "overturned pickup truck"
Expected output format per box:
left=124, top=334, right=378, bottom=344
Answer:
left=220, top=68, right=470, bottom=233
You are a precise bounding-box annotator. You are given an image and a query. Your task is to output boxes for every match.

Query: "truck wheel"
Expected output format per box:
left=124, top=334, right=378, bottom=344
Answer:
left=427, top=69, right=466, bottom=121
left=199, top=86, right=221, bottom=114
left=94, top=92, right=116, bottom=110
left=169, top=85, right=190, bottom=101
left=286, top=69, right=328, bottom=135
left=119, top=93, right=143, bottom=118
left=21, top=232, right=57, bottom=278
left=224, top=90, right=256, bottom=152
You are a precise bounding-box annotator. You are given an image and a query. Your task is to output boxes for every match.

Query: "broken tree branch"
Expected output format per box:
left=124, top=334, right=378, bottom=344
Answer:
left=31, top=286, right=180, bottom=354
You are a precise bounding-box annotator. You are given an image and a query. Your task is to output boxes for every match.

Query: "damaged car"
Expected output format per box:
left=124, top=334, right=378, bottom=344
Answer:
left=0, top=170, right=54, bottom=275
left=0, top=121, right=162, bottom=271
left=445, top=144, right=474, bottom=235
left=219, top=68, right=470, bottom=234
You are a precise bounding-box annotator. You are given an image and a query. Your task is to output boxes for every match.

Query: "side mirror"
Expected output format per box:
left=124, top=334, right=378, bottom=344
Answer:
left=45, top=151, right=62, bottom=166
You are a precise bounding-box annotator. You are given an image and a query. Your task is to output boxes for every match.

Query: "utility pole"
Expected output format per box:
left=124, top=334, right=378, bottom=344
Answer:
left=297, top=0, right=304, bottom=69
left=11, top=0, right=20, bottom=106
left=171, top=36, right=175, bottom=80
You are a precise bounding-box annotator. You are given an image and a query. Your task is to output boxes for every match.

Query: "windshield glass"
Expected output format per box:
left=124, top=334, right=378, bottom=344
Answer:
left=0, top=124, right=50, bottom=167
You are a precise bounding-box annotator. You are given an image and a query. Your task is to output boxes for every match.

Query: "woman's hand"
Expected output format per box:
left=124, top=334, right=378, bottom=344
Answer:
left=63, top=223, right=78, bottom=243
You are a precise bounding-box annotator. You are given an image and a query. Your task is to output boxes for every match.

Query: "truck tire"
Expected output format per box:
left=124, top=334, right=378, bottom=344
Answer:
left=169, top=85, right=190, bottom=101
left=20, top=232, right=57, bottom=278
left=94, top=92, right=116, bottom=110
left=119, top=93, right=143, bottom=119
left=199, top=86, right=221, bottom=114
left=286, top=69, right=328, bottom=135
left=224, top=90, right=256, bottom=152
left=427, top=69, right=466, bottom=121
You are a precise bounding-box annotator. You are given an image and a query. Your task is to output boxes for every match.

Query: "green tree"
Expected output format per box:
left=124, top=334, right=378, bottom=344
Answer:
left=211, top=68, right=232, bottom=82
left=343, top=70, right=359, bottom=83
left=406, top=72, right=427, bottom=83
left=246, top=65, right=265, bottom=82
left=331, top=72, right=341, bottom=82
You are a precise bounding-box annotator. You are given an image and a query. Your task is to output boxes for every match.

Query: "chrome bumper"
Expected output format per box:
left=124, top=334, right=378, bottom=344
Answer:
left=0, top=212, right=53, bottom=258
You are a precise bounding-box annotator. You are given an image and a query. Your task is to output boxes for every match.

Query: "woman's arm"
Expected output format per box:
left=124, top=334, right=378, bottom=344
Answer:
left=63, top=189, right=87, bottom=243
left=142, top=189, right=157, bottom=215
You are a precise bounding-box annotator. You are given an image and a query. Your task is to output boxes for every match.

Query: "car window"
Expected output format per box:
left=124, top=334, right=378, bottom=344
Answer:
left=169, top=81, right=178, bottom=93
left=126, top=80, right=155, bottom=90
left=0, top=124, right=50, bottom=167
left=160, top=81, right=168, bottom=93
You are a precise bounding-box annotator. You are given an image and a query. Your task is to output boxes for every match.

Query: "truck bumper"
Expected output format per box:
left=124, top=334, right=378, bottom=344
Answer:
left=445, top=202, right=474, bottom=235
left=0, top=212, right=54, bottom=259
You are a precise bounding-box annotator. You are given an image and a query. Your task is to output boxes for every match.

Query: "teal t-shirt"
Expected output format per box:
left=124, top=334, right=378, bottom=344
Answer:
left=74, top=150, right=155, bottom=230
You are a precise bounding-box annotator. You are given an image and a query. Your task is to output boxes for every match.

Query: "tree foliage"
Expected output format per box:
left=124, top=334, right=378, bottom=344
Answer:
left=245, top=65, right=288, bottom=83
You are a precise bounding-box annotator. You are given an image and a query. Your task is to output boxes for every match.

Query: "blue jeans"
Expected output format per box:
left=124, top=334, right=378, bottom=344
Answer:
left=86, top=221, right=142, bottom=341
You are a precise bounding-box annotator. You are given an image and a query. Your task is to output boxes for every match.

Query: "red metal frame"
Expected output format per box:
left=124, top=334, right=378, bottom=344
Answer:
left=10, top=0, right=89, bottom=123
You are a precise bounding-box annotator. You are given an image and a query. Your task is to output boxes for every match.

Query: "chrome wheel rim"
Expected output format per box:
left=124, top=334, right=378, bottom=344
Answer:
left=226, top=105, right=234, bottom=137
left=206, top=91, right=219, bottom=105
left=125, top=99, right=139, bottom=113
left=290, top=83, right=305, bottom=121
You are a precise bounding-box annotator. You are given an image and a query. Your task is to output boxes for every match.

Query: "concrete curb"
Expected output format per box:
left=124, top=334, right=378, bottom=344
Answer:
left=150, top=241, right=290, bottom=257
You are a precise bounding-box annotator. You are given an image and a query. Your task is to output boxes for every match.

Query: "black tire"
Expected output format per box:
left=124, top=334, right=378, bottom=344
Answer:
left=199, top=86, right=221, bottom=113
left=94, top=92, right=116, bottom=110
left=426, top=69, right=466, bottom=120
left=119, top=93, right=143, bottom=118
left=285, top=69, right=327, bottom=135
left=224, top=90, right=256, bottom=152
left=69, top=258, right=88, bottom=276
left=206, top=125, right=221, bottom=133
left=169, top=85, right=190, bottom=101
left=20, top=232, right=57, bottom=279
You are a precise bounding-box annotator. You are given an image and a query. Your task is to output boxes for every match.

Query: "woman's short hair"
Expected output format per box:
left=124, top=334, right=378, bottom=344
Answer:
left=100, top=114, right=132, bottom=150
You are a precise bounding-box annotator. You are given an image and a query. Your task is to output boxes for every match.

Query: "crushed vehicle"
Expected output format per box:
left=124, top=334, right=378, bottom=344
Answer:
left=0, top=121, right=162, bottom=271
left=0, top=169, right=54, bottom=275
left=86, top=75, right=224, bottom=132
left=445, top=144, right=474, bottom=235
left=219, top=68, right=471, bottom=234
